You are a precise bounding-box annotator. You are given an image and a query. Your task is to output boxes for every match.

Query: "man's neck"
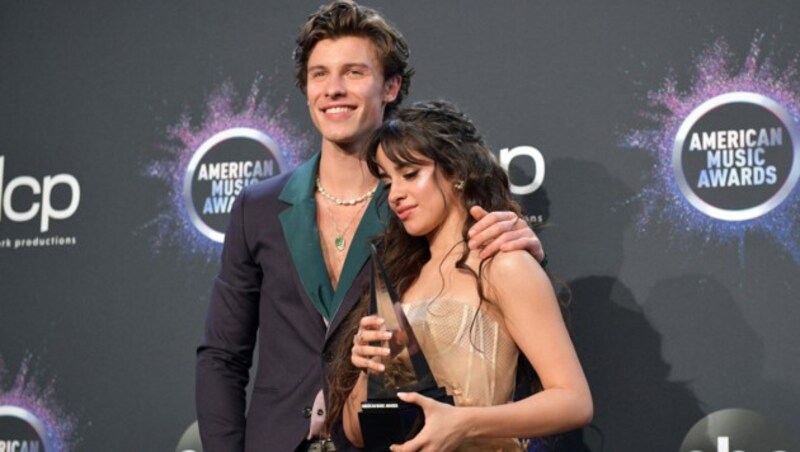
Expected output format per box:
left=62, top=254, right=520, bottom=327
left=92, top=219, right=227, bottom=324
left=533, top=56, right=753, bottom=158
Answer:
left=318, top=141, right=378, bottom=197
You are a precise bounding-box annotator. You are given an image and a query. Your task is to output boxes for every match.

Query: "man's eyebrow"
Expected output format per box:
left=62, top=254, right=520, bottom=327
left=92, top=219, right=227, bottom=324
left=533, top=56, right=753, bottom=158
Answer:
left=307, top=62, right=371, bottom=74
left=343, top=63, right=370, bottom=70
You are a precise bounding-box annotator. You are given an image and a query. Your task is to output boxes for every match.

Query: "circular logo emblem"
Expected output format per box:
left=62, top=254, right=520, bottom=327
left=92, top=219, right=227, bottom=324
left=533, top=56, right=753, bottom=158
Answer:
left=175, top=420, right=202, bottom=452
left=679, top=408, right=797, bottom=452
left=672, top=92, right=800, bottom=221
left=183, top=127, right=285, bottom=242
left=0, top=405, right=53, bottom=452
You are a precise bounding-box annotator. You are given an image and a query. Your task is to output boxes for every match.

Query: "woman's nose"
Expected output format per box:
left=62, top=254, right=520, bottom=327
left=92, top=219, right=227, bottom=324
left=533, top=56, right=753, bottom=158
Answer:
left=388, top=183, right=405, bottom=204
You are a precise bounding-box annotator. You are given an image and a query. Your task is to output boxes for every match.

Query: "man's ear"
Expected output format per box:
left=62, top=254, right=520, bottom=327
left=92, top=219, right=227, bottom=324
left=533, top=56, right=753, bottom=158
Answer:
left=382, top=75, right=402, bottom=103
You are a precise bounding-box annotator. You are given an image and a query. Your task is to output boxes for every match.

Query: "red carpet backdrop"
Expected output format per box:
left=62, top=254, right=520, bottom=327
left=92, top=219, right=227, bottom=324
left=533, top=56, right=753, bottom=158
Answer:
left=1, top=1, right=799, bottom=451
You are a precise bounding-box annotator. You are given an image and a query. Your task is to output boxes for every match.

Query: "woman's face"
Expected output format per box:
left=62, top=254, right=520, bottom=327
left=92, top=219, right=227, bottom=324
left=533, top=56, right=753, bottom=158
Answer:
left=375, top=145, right=459, bottom=238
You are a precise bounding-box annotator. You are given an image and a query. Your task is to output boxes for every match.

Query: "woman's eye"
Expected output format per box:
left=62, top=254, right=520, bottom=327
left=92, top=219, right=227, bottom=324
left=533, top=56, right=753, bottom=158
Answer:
left=402, top=170, right=418, bottom=180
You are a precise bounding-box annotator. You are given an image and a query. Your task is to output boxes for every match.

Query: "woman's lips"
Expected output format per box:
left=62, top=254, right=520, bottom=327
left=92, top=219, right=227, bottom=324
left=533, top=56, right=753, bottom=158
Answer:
left=395, top=205, right=415, bottom=221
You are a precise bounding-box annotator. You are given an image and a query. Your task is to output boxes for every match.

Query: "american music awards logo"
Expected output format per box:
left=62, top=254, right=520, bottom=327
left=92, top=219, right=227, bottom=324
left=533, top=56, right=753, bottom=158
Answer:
left=624, top=36, right=800, bottom=264
left=146, top=78, right=311, bottom=256
left=0, top=356, right=77, bottom=451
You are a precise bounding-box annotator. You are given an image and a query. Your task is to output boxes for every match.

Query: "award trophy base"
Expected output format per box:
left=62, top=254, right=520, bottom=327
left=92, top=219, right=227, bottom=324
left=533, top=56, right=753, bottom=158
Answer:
left=358, top=387, right=454, bottom=452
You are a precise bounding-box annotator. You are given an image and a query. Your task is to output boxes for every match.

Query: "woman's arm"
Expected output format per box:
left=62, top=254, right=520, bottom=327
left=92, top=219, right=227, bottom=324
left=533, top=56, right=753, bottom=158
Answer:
left=390, top=250, right=592, bottom=451
left=464, top=250, right=592, bottom=435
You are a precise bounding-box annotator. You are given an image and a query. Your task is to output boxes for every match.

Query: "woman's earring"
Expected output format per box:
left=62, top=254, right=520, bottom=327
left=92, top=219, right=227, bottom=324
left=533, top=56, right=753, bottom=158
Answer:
left=454, top=180, right=465, bottom=191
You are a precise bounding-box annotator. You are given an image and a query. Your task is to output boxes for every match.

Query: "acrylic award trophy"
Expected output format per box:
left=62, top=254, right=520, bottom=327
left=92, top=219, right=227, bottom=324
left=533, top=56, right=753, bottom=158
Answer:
left=358, top=244, right=454, bottom=452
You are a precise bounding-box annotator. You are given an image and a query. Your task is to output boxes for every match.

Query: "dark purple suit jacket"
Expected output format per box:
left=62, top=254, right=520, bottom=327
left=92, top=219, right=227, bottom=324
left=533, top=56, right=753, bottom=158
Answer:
left=196, top=156, right=380, bottom=451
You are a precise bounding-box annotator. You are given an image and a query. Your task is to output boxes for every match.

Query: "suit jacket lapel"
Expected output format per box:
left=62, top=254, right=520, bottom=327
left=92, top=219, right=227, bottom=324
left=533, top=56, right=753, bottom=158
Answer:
left=278, top=153, right=336, bottom=320
left=280, top=153, right=387, bottom=329
left=326, top=192, right=386, bottom=341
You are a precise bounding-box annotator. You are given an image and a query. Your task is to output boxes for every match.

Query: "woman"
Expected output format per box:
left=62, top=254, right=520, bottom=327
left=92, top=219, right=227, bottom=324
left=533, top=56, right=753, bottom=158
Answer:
left=329, top=101, right=592, bottom=451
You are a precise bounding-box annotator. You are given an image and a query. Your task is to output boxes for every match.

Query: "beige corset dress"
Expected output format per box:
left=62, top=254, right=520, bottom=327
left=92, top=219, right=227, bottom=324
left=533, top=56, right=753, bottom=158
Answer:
left=403, top=299, right=525, bottom=452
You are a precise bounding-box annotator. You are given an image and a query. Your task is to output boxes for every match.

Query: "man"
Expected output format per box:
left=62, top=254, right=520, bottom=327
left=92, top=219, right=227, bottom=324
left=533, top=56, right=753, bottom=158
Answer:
left=195, top=2, right=544, bottom=451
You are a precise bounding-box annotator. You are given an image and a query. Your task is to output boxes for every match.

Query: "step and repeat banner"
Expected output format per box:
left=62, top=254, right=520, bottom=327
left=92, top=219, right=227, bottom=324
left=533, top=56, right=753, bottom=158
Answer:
left=1, top=1, right=799, bottom=451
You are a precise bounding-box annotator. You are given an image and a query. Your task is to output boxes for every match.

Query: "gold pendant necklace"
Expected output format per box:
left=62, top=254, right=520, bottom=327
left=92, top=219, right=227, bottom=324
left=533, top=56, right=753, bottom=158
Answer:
left=326, top=196, right=369, bottom=253
left=334, top=234, right=346, bottom=252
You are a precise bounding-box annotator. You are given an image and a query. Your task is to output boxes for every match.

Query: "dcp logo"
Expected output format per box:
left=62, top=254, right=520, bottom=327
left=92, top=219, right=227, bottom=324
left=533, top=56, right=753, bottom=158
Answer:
left=0, top=156, right=81, bottom=232
left=499, top=146, right=545, bottom=195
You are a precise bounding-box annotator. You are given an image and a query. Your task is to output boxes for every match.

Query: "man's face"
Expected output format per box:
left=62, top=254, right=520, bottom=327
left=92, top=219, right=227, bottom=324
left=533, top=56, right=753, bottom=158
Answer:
left=306, top=36, right=399, bottom=151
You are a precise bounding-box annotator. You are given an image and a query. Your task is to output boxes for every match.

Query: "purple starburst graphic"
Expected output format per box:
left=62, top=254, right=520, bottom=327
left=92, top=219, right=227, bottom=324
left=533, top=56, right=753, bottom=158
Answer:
left=0, top=355, right=78, bottom=451
left=145, top=78, right=312, bottom=259
left=623, top=35, right=800, bottom=264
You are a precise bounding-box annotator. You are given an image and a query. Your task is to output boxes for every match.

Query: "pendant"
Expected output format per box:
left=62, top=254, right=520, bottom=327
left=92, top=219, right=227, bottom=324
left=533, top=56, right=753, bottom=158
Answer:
left=334, top=235, right=345, bottom=252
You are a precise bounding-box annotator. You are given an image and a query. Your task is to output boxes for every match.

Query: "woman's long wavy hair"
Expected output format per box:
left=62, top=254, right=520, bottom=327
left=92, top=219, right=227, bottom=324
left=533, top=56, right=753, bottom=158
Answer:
left=367, top=100, right=523, bottom=297
left=324, top=100, right=557, bottom=438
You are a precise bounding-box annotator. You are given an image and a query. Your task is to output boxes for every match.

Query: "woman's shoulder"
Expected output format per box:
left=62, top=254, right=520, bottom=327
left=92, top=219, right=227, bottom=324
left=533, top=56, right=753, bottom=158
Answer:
left=481, top=250, right=551, bottom=302
left=483, top=249, right=542, bottom=278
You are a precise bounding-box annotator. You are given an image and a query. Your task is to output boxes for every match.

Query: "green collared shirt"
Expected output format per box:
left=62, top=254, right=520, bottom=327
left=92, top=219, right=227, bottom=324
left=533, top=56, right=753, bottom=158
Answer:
left=278, top=153, right=386, bottom=321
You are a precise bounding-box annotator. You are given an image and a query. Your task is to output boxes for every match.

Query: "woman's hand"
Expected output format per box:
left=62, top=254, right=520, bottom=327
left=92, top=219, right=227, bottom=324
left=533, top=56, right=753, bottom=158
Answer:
left=351, top=315, right=392, bottom=373
left=468, top=206, right=544, bottom=261
left=389, top=392, right=466, bottom=452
